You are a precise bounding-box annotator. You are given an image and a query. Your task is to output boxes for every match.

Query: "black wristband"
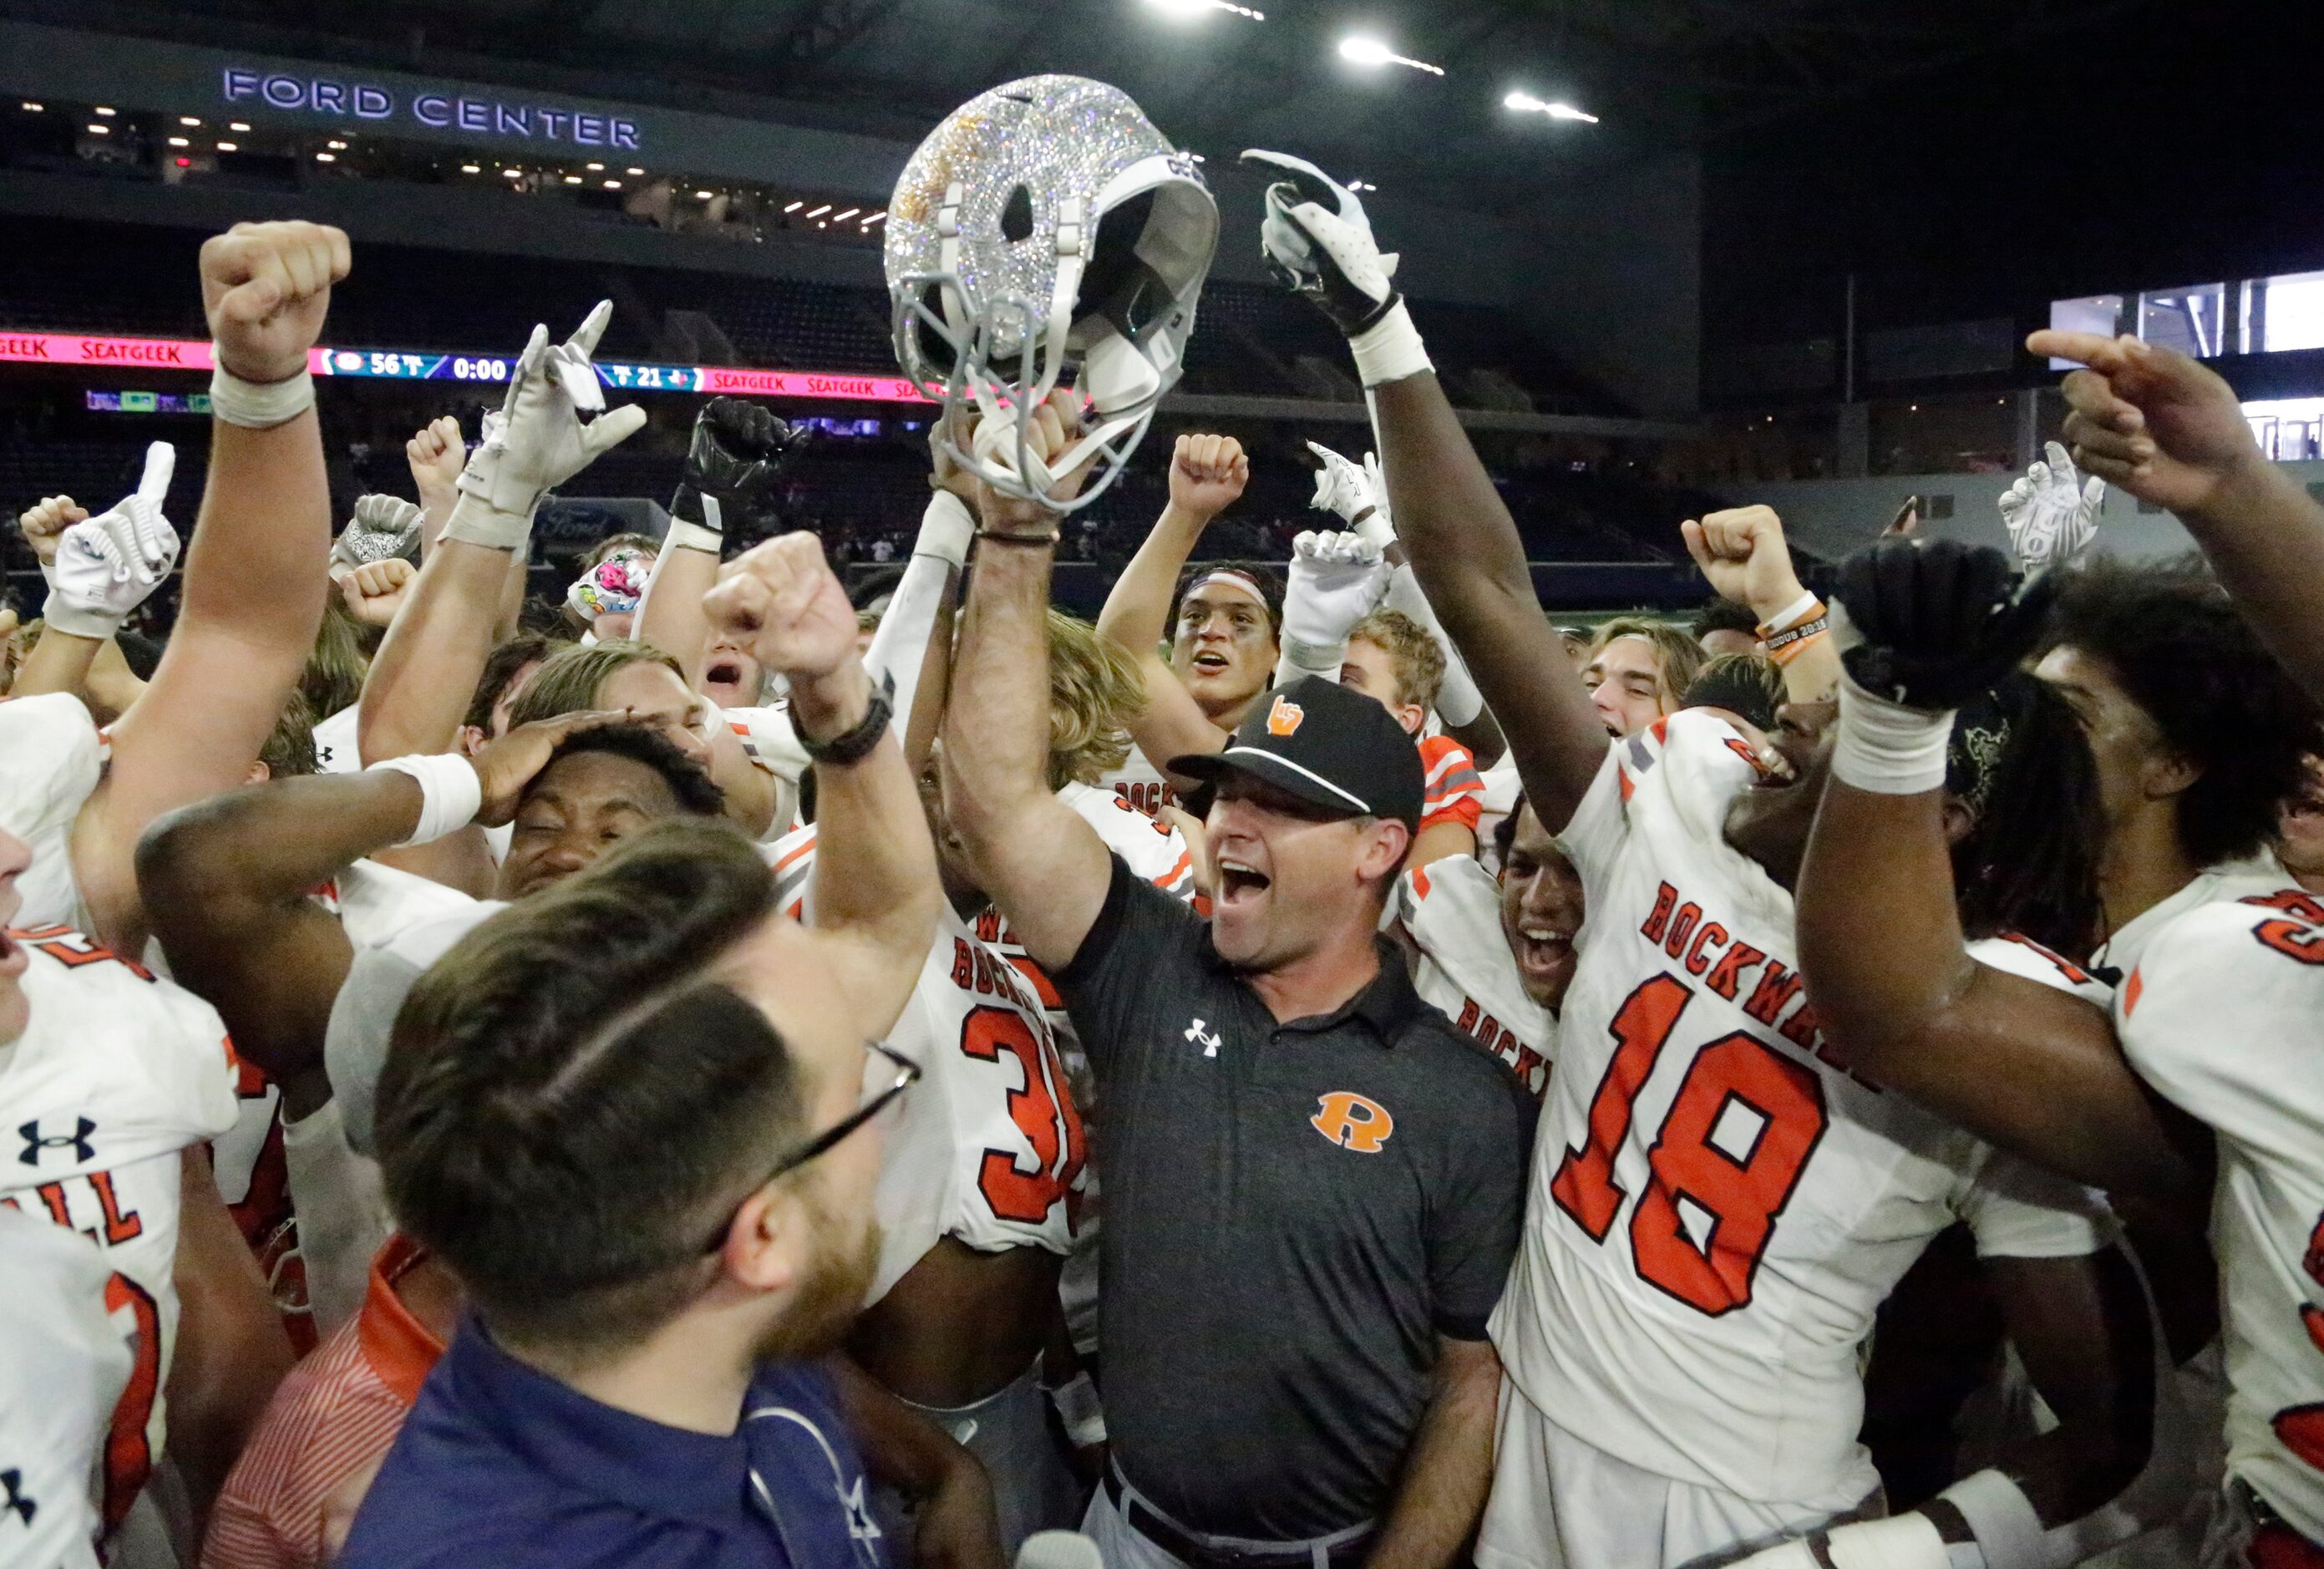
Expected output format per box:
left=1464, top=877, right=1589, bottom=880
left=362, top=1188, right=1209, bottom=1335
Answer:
left=797, top=688, right=893, bottom=768
left=975, top=528, right=1061, bottom=546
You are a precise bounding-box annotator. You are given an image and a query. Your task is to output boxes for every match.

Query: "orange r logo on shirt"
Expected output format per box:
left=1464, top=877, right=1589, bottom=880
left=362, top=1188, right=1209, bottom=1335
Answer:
left=1311, top=1092, right=1395, bottom=1153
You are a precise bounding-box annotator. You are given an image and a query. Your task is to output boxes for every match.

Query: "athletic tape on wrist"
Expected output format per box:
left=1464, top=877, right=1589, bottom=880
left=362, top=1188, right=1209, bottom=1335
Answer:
left=208, top=363, right=317, bottom=429
left=1831, top=674, right=1953, bottom=795
left=1349, top=299, right=1433, bottom=388
left=1937, top=1471, right=2059, bottom=1569
left=1814, top=1513, right=1957, bottom=1569
left=38, top=589, right=122, bottom=642
left=917, top=490, right=977, bottom=568
left=664, top=516, right=723, bottom=556
left=1046, top=1374, right=1106, bottom=1449
left=439, top=492, right=535, bottom=553
left=368, top=754, right=485, bottom=846
left=1278, top=636, right=1347, bottom=682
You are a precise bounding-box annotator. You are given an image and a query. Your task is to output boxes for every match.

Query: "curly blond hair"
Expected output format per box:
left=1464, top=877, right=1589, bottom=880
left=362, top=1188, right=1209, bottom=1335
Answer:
left=1048, top=612, right=1147, bottom=790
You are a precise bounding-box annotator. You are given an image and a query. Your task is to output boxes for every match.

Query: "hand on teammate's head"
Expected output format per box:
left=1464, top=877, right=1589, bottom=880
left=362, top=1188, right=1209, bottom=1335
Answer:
left=469, top=707, right=637, bottom=825
left=200, top=220, right=352, bottom=385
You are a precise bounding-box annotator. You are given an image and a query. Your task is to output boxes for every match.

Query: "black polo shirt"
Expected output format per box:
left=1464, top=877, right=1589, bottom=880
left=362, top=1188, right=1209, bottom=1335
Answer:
left=1056, top=854, right=1532, bottom=1542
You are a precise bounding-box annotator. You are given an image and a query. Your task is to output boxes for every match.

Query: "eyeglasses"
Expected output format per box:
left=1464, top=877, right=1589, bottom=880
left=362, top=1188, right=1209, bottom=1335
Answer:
left=698, top=1040, right=919, bottom=1255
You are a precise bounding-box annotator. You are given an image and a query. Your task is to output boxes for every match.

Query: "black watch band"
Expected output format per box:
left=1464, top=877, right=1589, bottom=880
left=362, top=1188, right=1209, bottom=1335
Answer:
left=797, top=688, right=893, bottom=768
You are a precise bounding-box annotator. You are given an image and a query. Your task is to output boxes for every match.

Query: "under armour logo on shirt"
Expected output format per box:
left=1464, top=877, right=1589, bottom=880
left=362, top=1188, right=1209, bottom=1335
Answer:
left=18, top=1117, right=95, bottom=1166
left=1183, top=1019, right=1222, bottom=1057
left=0, top=1467, right=33, bottom=1527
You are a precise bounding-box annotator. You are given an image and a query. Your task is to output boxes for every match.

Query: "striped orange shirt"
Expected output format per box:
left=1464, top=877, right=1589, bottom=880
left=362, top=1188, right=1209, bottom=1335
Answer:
left=1418, top=734, right=1484, bottom=835
left=200, top=1236, right=446, bottom=1569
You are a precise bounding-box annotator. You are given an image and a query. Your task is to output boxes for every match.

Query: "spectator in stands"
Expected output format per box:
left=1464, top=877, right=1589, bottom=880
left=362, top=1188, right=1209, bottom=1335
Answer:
left=1579, top=616, right=1705, bottom=737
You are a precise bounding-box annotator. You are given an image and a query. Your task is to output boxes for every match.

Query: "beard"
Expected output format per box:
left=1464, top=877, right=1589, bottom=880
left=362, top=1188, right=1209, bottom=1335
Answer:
left=751, top=1206, right=881, bottom=1363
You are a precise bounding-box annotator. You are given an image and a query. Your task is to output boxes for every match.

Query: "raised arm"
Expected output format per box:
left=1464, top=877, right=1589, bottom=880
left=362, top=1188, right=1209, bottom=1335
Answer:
left=2032, top=329, right=2324, bottom=704
left=76, top=225, right=346, bottom=955
left=941, top=400, right=1115, bottom=973
left=1798, top=540, right=2207, bottom=1201
left=1094, top=434, right=1251, bottom=777
left=359, top=304, right=644, bottom=765
left=703, top=533, right=940, bottom=1038
left=634, top=399, right=802, bottom=688
left=1679, top=505, right=1840, bottom=706
left=1239, top=150, right=1608, bottom=830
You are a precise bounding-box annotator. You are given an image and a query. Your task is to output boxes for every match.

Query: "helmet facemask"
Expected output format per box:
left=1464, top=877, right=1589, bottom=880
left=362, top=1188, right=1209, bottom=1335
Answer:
left=887, top=77, right=1217, bottom=514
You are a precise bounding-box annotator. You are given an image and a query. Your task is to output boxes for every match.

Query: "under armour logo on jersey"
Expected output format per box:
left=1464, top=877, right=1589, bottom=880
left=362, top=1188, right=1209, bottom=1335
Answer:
left=18, top=1117, right=95, bottom=1166
left=1184, top=1018, right=1222, bottom=1057
left=1311, top=1092, right=1395, bottom=1153
left=0, top=1467, right=32, bottom=1526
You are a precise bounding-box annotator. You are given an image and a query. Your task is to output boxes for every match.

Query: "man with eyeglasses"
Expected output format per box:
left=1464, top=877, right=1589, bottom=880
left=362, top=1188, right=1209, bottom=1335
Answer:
left=330, top=534, right=958, bottom=1569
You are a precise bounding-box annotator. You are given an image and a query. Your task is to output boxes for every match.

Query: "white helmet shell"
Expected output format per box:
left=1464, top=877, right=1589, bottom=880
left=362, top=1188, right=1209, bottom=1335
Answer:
left=886, top=74, right=1217, bottom=512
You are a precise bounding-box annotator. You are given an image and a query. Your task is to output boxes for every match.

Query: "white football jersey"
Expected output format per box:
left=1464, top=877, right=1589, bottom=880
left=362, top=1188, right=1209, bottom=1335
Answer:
left=0, top=693, right=105, bottom=933
left=0, top=931, right=238, bottom=1536
left=2094, top=851, right=2294, bottom=976
left=0, top=1205, right=132, bottom=1568
left=313, top=857, right=482, bottom=952
left=309, top=703, right=361, bottom=774
left=769, top=831, right=1088, bottom=1303
left=1397, top=856, right=1555, bottom=1101
left=1492, top=713, right=2113, bottom=1505
left=1095, top=749, right=1177, bottom=820
left=2116, top=889, right=2324, bottom=1546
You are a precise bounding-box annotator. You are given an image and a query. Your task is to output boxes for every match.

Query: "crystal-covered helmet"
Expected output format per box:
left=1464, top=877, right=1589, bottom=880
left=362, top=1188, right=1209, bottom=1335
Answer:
left=886, top=75, right=1217, bottom=512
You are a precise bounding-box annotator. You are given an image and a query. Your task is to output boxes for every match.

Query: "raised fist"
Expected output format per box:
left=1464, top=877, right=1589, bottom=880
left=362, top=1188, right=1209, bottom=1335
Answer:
left=672, top=397, right=804, bottom=539
left=1680, top=505, right=1807, bottom=622
left=1832, top=539, right=2058, bottom=711
left=200, top=221, right=350, bottom=384
left=1169, top=434, right=1250, bottom=520
left=337, top=557, right=417, bottom=629
left=405, top=416, right=466, bottom=514
left=330, top=494, right=423, bottom=574
left=705, top=532, right=861, bottom=689
left=18, top=494, right=89, bottom=571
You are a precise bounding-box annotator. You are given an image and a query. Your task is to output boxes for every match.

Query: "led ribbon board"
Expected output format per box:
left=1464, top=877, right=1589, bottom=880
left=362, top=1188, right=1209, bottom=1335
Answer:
left=0, top=330, right=931, bottom=404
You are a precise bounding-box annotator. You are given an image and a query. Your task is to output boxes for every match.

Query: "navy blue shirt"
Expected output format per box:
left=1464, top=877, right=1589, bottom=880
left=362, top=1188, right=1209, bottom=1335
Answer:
left=337, top=1315, right=886, bottom=1569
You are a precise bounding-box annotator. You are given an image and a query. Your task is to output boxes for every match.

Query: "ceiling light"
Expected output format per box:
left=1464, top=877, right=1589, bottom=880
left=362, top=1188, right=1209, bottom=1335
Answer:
left=1505, top=90, right=1598, bottom=122
left=784, top=200, right=804, bottom=213
left=864, top=211, right=886, bottom=225
left=603, top=179, right=622, bottom=189
left=229, top=121, right=251, bottom=132
left=817, top=221, right=828, bottom=229
left=833, top=207, right=860, bottom=221
left=94, top=106, right=116, bottom=117
left=327, top=139, right=347, bottom=150
left=167, top=135, right=189, bottom=147
left=315, top=151, right=335, bottom=162
left=806, top=204, right=831, bottom=218
left=216, top=140, right=238, bottom=152
left=1339, top=36, right=1443, bottom=74
left=86, top=123, right=109, bottom=135
left=179, top=115, right=200, bottom=127
left=1144, top=0, right=1266, bottom=18
left=563, top=174, right=582, bottom=185
left=20, top=101, right=42, bottom=112
left=695, top=189, right=715, bottom=199
left=626, top=166, right=644, bottom=175
left=1346, top=180, right=1376, bottom=192
left=461, top=163, right=481, bottom=173
left=586, top=161, right=604, bottom=170
left=504, top=167, right=523, bottom=178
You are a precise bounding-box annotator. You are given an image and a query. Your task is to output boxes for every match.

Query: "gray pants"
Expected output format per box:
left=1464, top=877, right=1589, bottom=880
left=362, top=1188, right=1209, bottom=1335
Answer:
left=875, top=1358, right=1083, bottom=1559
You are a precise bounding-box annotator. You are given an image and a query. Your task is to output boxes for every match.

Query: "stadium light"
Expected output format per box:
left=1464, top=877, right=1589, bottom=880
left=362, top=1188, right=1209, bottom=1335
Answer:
left=327, top=139, right=348, bottom=150
left=784, top=200, right=804, bottom=213
left=94, top=106, right=116, bottom=117
left=167, top=136, right=189, bottom=148
left=229, top=121, right=251, bottom=132
left=86, top=123, right=109, bottom=135
left=1339, top=36, right=1444, bottom=75
left=695, top=189, right=716, bottom=199
left=1144, top=0, right=1266, bottom=20
left=216, top=141, right=237, bottom=152
left=864, top=211, right=886, bottom=225
left=504, top=167, right=523, bottom=178
left=180, top=116, right=200, bottom=127
left=315, top=151, right=335, bottom=162
left=562, top=174, right=582, bottom=185
left=626, top=166, right=644, bottom=175
left=603, top=179, right=622, bottom=189
left=1347, top=179, right=1376, bottom=192
left=461, top=164, right=481, bottom=173
left=586, top=161, right=604, bottom=170
left=1504, top=90, right=1598, bottom=123
left=833, top=207, right=860, bottom=221
left=20, top=101, right=41, bottom=112
left=806, top=203, right=831, bottom=217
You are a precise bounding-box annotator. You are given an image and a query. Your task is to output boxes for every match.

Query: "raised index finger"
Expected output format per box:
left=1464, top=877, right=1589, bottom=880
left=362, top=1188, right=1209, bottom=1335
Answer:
left=566, top=299, right=615, bottom=358
left=136, top=443, right=176, bottom=508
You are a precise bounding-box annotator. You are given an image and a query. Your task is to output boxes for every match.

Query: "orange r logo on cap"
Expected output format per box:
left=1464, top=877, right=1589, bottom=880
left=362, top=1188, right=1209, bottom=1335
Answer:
left=1267, top=696, right=1305, bottom=736
left=1311, top=1092, right=1394, bottom=1153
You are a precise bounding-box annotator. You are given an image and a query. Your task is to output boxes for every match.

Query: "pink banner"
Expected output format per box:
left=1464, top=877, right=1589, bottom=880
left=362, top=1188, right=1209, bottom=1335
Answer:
left=698, top=366, right=930, bottom=404
left=0, top=332, right=220, bottom=371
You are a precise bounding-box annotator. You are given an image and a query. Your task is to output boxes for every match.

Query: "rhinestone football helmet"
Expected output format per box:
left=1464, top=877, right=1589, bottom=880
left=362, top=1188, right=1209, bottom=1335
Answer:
left=886, top=75, right=1217, bottom=512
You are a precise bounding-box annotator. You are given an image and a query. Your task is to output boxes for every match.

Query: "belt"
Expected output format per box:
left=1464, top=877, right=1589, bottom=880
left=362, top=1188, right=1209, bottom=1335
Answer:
left=1102, top=1465, right=1375, bottom=1569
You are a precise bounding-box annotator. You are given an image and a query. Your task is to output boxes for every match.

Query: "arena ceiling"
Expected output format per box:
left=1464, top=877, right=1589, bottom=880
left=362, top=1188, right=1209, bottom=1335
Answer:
left=8, top=0, right=2163, bottom=202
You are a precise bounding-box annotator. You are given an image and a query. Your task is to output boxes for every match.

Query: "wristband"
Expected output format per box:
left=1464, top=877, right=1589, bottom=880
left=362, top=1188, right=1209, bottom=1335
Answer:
left=368, top=754, right=485, bottom=846
left=1832, top=673, right=1954, bottom=796
left=439, top=492, right=535, bottom=553
left=1348, top=299, right=1434, bottom=388
left=975, top=528, right=1060, bottom=547
left=1937, top=1470, right=2059, bottom=1569
left=917, top=491, right=977, bottom=568
left=1764, top=618, right=1829, bottom=668
left=1757, top=591, right=1824, bottom=638
left=797, top=688, right=893, bottom=768
left=1045, top=1373, right=1106, bottom=1450
left=664, top=515, right=723, bottom=556
left=208, top=363, right=317, bottom=429
left=39, top=589, right=122, bottom=642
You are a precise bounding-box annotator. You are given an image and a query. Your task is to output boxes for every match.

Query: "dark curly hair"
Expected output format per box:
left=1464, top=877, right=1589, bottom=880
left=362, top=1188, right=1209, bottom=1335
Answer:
left=1692, top=596, right=1761, bottom=642
left=542, top=724, right=728, bottom=820
left=1948, top=673, right=2106, bottom=960
left=2042, top=555, right=2323, bottom=866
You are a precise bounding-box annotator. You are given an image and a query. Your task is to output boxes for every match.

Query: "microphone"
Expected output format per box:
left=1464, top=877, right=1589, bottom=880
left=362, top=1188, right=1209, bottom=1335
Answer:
left=1016, top=1530, right=1106, bottom=1569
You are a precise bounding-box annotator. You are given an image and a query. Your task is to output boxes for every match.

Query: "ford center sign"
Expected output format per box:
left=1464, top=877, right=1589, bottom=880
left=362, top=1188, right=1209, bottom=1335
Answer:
left=221, top=67, right=642, bottom=150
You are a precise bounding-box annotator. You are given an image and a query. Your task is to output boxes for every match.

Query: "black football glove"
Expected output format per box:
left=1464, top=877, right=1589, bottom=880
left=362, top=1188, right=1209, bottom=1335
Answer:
left=670, top=398, right=805, bottom=536
left=1833, top=538, right=2059, bottom=711
left=1238, top=150, right=1403, bottom=337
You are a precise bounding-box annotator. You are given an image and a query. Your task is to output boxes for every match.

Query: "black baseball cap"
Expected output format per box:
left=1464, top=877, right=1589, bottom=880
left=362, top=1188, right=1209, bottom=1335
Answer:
left=1171, top=676, right=1426, bottom=833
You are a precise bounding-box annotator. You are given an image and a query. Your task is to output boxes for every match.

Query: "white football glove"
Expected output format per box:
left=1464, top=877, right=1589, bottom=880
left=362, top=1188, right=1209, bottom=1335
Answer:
left=43, top=442, right=178, bottom=639
left=1307, top=441, right=1399, bottom=555
left=1278, top=528, right=1389, bottom=680
left=1241, top=151, right=1400, bottom=335
left=1726, top=1514, right=1952, bottom=1569
left=446, top=300, right=647, bottom=549
left=1997, top=440, right=2103, bottom=571
left=329, top=493, right=424, bottom=573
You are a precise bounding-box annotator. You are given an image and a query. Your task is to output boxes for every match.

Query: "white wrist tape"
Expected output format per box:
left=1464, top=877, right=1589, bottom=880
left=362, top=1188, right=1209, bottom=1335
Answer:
left=1832, top=674, right=1953, bottom=796
left=1818, top=1513, right=1956, bottom=1569
left=39, top=589, right=123, bottom=642
left=1349, top=299, right=1434, bottom=388
left=208, top=363, right=317, bottom=429
left=1046, top=1374, right=1106, bottom=1450
left=439, top=492, right=535, bottom=553
left=917, top=490, right=977, bottom=568
left=1938, top=1470, right=2064, bottom=1569
left=1276, top=637, right=1346, bottom=688
left=368, top=754, right=485, bottom=847
left=1760, top=589, right=1823, bottom=637
left=664, top=516, right=723, bottom=556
